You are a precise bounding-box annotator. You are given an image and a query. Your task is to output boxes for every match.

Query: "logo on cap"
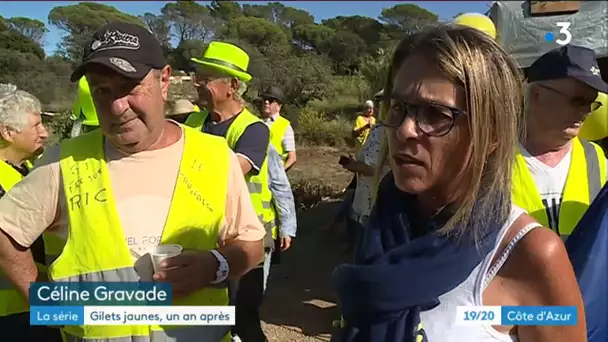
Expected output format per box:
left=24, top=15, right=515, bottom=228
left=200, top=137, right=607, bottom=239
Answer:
left=591, top=66, right=601, bottom=77
left=91, top=29, right=140, bottom=52
left=108, top=57, right=137, bottom=73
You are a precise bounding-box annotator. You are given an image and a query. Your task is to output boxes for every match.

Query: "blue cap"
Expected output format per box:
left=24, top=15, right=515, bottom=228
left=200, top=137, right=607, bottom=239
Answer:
left=528, top=45, right=607, bottom=93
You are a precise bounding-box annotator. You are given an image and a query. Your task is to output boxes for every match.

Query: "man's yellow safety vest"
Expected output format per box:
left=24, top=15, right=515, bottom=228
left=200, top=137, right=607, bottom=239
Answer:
left=0, top=160, right=49, bottom=317
left=512, top=137, right=607, bottom=238
left=50, top=127, right=232, bottom=341
left=269, top=115, right=291, bottom=164
left=185, top=109, right=278, bottom=247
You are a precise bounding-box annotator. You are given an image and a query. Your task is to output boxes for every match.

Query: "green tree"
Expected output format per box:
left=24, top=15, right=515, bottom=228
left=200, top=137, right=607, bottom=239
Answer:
left=0, top=50, right=73, bottom=108
left=171, top=39, right=206, bottom=72
left=139, top=13, right=171, bottom=48
left=292, top=24, right=335, bottom=51
left=323, top=31, right=366, bottom=73
left=242, top=2, right=314, bottom=28
left=216, top=36, right=331, bottom=108
left=358, top=46, right=394, bottom=97
left=379, top=4, right=438, bottom=34
left=320, top=15, right=394, bottom=72
left=161, top=0, right=216, bottom=45
left=0, top=30, right=45, bottom=59
left=0, top=16, right=7, bottom=31
left=6, top=17, right=48, bottom=47
left=223, top=16, right=288, bottom=48
left=323, top=16, right=386, bottom=41
left=48, top=2, right=143, bottom=62
left=241, top=2, right=314, bottom=42
left=0, top=19, right=74, bottom=113
left=276, top=53, right=333, bottom=106
left=207, top=1, right=243, bottom=22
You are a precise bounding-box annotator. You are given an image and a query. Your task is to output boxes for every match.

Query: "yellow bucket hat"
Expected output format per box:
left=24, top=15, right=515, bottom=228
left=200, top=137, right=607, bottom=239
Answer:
left=454, top=13, right=497, bottom=40
left=191, top=41, right=252, bottom=82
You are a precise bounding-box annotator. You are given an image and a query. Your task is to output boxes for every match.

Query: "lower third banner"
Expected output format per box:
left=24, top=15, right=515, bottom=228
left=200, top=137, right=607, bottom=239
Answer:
left=30, top=306, right=236, bottom=326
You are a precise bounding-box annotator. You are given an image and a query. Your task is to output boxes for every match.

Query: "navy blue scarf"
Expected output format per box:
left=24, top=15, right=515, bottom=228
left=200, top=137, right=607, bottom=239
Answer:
left=331, top=172, right=506, bottom=342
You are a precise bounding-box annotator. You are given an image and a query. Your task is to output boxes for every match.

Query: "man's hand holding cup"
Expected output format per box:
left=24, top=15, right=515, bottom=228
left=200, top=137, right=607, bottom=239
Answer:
left=151, top=245, right=218, bottom=298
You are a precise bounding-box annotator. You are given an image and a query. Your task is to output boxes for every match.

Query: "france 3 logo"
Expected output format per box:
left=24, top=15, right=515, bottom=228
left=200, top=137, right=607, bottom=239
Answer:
left=544, top=22, right=572, bottom=46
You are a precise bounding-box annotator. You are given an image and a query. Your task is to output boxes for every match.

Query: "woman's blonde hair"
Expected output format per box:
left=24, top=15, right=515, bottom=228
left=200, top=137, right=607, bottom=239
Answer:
left=373, top=24, right=525, bottom=238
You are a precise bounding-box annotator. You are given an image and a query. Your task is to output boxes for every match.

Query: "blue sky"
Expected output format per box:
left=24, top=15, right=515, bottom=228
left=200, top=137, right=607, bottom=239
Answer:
left=1, top=1, right=491, bottom=55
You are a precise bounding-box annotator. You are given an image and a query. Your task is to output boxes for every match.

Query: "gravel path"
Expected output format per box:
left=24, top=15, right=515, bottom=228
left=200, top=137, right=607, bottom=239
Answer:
left=261, top=201, right=350, bottom=341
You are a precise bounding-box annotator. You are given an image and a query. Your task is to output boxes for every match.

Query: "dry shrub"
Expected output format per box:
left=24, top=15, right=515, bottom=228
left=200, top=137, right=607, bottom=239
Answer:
left=296, top=106, right=350, bottom=147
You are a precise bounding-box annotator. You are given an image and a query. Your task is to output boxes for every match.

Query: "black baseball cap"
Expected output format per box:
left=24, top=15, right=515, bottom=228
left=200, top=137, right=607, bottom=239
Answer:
left=70, top=22, right=167, bottom=82
left=528, top=45, right=608, bottom=93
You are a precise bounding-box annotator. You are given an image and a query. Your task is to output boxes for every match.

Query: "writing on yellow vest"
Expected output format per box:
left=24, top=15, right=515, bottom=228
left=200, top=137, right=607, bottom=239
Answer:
left=268, top=115, right=291, bottom=164
left=512, top=137, right=607, bottom=238
left=185, top=109, right=278, bottom=247
left=51, top=127, right=232, bottom=341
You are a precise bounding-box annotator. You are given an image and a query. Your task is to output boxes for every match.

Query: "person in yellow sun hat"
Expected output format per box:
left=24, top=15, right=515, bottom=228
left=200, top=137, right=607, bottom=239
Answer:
left=185, top=41, right=277, bottom=342
left=453, top=12, right=497, bottom=40
left=0, top=23, right=265, bottom=342
left=70, top=76, right=100, bottom=137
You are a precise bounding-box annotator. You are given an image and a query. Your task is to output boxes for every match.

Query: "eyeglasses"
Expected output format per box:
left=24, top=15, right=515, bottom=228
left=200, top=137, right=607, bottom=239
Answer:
left=193, top=74, right=222, bottom=88
left=262, top=97, right=279, bottom=104
left=379, top=96, right=467, bottom=137
left=537, top=84, right=603, bottom=112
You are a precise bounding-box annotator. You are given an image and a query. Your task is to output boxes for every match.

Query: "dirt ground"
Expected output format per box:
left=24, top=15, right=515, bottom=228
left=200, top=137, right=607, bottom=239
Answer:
left=288, top=145, right=354, bottom=191
left=261, top=146, right=354, bottom=341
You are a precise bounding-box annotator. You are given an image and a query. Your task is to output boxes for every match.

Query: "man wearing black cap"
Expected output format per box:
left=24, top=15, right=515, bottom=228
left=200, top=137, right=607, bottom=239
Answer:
left=513, top=45, right=608, bottom=240
left=0, top=22, right=266, bottom=342
left=259, top=86, right=297, bottom=171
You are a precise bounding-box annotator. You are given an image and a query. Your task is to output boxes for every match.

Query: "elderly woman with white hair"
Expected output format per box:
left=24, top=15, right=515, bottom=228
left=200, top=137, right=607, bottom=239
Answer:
left=0, top=84, right=48, bottom=195
left=0, top=84, right=60, bottom=341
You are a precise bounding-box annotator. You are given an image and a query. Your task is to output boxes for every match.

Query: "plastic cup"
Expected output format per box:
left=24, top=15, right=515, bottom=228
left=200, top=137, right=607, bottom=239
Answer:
left=150, top=244, right=183, bottom=273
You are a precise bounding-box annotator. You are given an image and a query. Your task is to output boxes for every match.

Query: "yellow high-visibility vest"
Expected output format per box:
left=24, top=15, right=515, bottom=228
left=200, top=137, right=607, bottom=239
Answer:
left=0, top=160, right=28, bottom=191
left=512, top=137, right=607, bottom=237
left=51, top=127, right=232, bottom=341
left=268, top=115, right=291, bottom=164
left=0, top=161, right=33, bottom=316
left=186, top=109, right=277, bottom=246
left=0, top=160, right=49, bottom=316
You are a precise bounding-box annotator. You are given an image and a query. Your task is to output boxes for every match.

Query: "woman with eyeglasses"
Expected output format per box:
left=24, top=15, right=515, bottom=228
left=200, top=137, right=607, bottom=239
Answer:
left=330, top=25, right=586, bottom=342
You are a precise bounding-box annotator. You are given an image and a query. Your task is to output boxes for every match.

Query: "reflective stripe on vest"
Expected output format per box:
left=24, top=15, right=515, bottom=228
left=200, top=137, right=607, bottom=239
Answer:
left=186, top=110, right=278, bottom=245
left=0, top=160, right=45, bottom=316
left=53, top=127, right=231, bottom=341
left=512, top=137, right=607, bottom=237
left=269, top=116, right=291, bottom=163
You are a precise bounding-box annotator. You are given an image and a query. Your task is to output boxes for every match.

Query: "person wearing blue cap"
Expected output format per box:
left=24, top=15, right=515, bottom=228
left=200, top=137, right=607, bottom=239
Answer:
left=513, top=45, right=608, bottom=241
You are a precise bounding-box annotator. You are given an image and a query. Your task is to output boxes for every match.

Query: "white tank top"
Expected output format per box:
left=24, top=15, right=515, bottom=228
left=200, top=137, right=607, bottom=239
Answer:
left=419, top=205, right=542, bottom=341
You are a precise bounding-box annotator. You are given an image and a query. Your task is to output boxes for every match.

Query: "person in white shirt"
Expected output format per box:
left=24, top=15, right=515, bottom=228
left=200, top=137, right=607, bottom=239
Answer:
left=513, top=45, right=608, bottom=240
left=340, top=125, right=390, bottom=251
left=259, top=86, right=297, bottom=171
